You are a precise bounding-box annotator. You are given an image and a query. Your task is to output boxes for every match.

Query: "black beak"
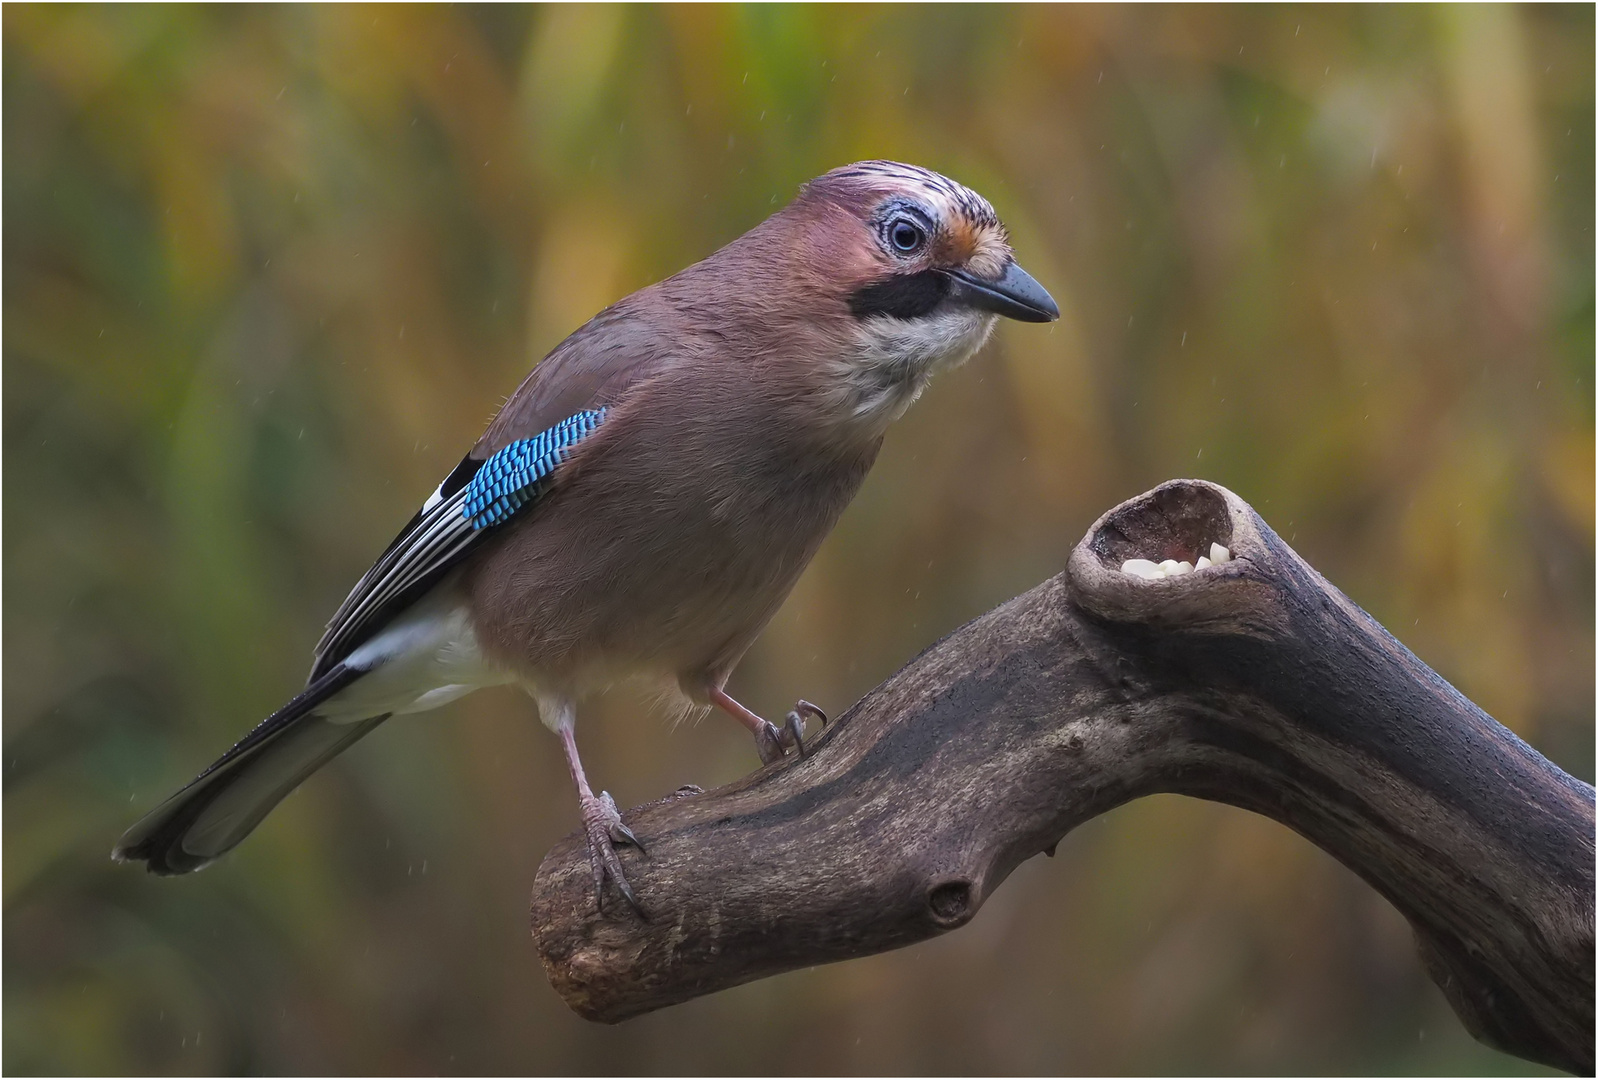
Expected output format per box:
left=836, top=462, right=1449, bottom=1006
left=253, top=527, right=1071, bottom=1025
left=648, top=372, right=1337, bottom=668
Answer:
left=942, top=261, right=1059, bottom=323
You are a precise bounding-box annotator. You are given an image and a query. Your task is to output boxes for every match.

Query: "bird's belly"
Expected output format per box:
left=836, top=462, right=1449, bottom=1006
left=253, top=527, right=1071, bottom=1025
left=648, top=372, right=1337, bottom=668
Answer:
left=475, top=524, right=797, bottom=688
left=467, top=463, right=870, bottom=697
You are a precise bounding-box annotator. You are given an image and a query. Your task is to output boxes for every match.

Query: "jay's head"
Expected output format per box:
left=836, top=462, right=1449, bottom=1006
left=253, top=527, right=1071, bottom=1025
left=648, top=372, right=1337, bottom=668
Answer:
left=773, top=161, right=1060, bottom=429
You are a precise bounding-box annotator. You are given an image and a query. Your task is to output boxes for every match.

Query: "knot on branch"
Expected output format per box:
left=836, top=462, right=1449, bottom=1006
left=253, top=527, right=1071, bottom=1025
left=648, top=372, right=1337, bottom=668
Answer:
left=924, top=878, right=975, bottom=928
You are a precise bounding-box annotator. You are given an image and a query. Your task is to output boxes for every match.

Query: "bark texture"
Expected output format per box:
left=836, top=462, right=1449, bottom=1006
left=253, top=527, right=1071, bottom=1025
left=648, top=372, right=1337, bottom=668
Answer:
left=530, top=480, right=1595, bottom=1075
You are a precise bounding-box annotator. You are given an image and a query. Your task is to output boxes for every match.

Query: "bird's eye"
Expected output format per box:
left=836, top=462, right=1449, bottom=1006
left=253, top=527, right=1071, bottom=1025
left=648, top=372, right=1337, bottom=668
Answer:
left=889, top=218, right=926, bottom=254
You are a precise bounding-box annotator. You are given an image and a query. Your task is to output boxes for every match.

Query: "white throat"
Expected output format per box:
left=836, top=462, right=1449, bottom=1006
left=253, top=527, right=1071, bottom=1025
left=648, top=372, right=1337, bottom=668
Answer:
left=825, top=308, right=996, bottom=437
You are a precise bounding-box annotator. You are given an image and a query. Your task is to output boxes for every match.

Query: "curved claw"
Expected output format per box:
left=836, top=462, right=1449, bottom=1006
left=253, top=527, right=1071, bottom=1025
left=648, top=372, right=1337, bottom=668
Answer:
left=793, top=699, right=829, bottom=728
left=781, top=699, right=828, bottom=759
left=782, top=710, right=808, bottom=758
left=753, top=720, right=787, bottom=765
left=599, top=790, right=644, bottom=847
left=582, top=792, right=649, bottom=920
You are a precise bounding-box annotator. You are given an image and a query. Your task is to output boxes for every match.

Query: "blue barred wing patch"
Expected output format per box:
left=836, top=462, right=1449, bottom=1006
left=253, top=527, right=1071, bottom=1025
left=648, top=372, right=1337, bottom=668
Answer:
left=463, top=408, right=606, bottom=530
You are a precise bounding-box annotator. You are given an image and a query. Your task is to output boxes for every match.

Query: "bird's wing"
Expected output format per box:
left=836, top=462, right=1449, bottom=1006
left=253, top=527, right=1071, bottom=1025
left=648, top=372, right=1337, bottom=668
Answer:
left=309, top=305, right=672, bottom=681
left=309, top=409, right=609, bottom=680
left=471, top=304, right=664, bottom=458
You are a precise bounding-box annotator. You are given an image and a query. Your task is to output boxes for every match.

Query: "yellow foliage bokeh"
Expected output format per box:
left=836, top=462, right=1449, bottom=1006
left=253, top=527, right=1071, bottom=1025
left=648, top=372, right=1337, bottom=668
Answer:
left=4, top=5, right=1589, bottom=1074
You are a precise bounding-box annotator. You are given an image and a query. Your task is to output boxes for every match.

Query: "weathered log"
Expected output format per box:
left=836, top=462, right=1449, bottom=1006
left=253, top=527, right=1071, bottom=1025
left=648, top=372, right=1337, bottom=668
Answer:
left=530, top=479, right=1595, bottom=1074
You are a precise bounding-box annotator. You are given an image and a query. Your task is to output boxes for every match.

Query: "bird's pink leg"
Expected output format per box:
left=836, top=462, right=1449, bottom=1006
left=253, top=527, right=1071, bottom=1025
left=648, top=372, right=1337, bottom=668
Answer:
left=557, top=725, right=646, bottom=917
left=709, top=686, right=827, bottom=765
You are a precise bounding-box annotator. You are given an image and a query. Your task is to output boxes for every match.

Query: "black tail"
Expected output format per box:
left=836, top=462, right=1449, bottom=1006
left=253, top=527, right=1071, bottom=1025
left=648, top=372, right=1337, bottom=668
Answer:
left=114, top=664, right=387, bottom=874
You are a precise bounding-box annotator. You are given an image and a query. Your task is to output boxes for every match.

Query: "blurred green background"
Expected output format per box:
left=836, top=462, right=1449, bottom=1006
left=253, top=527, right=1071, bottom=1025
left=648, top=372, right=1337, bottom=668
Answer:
left=4, top=4, right=1591, bottom=1074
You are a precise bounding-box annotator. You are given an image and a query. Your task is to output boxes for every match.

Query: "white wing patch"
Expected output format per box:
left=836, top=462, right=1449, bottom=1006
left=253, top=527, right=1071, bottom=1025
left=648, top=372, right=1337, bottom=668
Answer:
left=312, top=484, right=480, bottom=680
left=320, top=595, right=513, bottom=722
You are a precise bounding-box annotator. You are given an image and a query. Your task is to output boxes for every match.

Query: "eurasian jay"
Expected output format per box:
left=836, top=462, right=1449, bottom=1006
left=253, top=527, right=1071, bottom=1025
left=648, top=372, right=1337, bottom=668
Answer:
left=114, top=161, right=1059, bottom=913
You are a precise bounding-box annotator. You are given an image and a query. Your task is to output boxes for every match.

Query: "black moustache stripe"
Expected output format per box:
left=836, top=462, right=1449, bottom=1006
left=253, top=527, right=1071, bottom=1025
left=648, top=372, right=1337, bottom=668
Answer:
left=848, top=270, right=950, bottom=320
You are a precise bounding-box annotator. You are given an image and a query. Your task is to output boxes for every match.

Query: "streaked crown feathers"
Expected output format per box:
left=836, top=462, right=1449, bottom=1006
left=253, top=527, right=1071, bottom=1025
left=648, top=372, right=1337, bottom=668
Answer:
left=802, top=160, right=1011, bottom=279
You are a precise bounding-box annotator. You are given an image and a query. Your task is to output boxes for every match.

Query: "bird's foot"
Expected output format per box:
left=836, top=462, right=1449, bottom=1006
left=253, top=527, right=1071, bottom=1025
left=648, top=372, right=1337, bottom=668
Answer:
left=580, top=790, right=647, bottom=919
left=754, top=700, right=830, bottom=764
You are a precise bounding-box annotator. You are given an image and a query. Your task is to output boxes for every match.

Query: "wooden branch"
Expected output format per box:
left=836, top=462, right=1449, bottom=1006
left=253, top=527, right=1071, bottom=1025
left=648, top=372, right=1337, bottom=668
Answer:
left=530, top=480, right=1595, bottom=1074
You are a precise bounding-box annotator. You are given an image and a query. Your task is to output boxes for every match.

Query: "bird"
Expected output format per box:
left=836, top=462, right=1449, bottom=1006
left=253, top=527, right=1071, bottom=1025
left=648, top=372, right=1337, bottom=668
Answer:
left=113, top=160, right=1059, bottom=914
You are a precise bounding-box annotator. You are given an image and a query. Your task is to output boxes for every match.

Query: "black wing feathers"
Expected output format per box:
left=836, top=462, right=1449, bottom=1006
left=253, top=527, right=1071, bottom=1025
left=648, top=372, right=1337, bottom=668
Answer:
left=308, top=454, right=485, bottom=682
